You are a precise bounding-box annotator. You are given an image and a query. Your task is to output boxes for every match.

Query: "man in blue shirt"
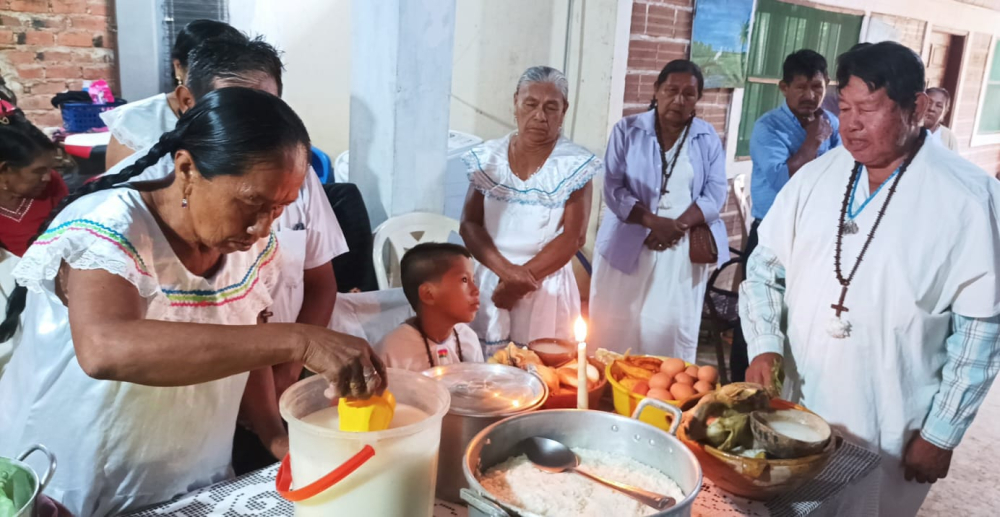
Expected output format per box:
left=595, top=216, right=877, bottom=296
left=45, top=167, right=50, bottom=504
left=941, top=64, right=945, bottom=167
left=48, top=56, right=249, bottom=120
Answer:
left=747, top=49, right=840, bottom=260
left=731, top=49, right=840, bottom=382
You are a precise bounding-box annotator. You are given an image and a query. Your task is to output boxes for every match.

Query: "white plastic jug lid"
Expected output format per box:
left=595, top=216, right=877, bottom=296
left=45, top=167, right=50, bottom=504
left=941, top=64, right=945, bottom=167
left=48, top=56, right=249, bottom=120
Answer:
left=422, top=363, right=546, bottom=417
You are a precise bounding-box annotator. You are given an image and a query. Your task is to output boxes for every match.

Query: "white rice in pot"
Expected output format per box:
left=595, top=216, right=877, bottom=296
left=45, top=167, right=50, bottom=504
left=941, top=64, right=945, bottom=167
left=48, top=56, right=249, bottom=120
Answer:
left=478, top=448, right=685, bottom=517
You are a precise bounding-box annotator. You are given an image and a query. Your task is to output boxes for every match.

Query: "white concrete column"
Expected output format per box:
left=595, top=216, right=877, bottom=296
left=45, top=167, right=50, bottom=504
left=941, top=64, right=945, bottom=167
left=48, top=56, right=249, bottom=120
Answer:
left=350, top=0, right=457, bottom=227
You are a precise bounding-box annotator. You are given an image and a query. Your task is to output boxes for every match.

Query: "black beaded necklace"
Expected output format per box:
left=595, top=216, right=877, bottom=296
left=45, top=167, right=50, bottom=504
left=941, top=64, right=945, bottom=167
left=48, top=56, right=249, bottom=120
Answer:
left=411, top=319, right=463, bottom=368
left=830, top=130, right=926, bottom=334
left=654, top=115, right=693, bottom=195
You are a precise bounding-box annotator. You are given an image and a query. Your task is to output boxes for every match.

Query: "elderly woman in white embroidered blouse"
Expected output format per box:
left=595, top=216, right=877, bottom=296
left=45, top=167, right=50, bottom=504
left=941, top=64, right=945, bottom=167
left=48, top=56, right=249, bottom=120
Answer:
left=460, top=66, right=600, bottom=355
left=0, top=89, right=383, bottom=517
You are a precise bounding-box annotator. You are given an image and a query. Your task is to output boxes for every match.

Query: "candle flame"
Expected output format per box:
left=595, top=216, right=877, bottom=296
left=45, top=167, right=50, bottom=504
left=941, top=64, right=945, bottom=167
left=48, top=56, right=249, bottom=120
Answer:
left=574, top=317, right=588, bottom=342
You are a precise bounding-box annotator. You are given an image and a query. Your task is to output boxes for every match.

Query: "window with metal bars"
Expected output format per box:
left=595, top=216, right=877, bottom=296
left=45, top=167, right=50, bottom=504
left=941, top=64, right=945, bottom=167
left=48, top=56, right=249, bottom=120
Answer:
left=159, top=0, right=230, bottom=93
left=735, top=0, right=862, bottom=157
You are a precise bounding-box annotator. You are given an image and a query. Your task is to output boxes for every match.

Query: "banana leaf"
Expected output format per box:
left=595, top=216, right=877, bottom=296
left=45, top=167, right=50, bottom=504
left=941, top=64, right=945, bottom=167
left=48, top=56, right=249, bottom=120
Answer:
left=704, top=411, right=755, bottom=452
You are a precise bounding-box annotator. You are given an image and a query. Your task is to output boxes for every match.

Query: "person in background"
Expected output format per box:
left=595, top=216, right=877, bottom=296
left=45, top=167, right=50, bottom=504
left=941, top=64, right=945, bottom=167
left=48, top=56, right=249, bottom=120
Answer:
left=588, top=60, right=728, bottom=362
left=924, top=87, right=959, bottom=152
left=748, top=49, right=840, bottom=249
left=102, top=19, right=247, bottom=169
left=0, top=119, right=65, bottom=257
left=0, top=88, right=383, bottom=517
left=460, top=66, right=599, bottom=356
left=101, top=37, right=347, bottom=471
left=740, top=42, right=1000, bottom=516
left=731, top=49, right=842, bottom=379
left=379, top=243, right=483, bottom=371
left=171, top=19, right=245, bottom=85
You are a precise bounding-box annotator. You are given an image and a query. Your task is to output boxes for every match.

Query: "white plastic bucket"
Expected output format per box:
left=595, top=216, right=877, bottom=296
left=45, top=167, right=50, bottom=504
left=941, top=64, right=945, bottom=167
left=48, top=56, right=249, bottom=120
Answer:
left=278, top=368, right=451, bottom=517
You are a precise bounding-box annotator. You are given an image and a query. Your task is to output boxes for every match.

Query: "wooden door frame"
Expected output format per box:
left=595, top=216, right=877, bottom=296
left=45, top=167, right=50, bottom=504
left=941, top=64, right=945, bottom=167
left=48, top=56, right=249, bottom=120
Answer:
left=924, top=25, right=971, bottom=131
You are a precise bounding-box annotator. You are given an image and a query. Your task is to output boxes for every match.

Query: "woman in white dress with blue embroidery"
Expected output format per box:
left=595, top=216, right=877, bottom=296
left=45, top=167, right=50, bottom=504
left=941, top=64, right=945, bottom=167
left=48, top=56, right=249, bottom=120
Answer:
left=0, top=89, right=383, bottom=517
left=461, top=66, right=600, bottom=355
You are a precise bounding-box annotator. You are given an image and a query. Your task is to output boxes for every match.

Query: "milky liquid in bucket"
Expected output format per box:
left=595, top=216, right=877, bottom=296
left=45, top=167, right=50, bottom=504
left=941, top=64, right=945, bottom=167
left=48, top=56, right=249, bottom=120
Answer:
left=281, top=369, right=451, bottom=517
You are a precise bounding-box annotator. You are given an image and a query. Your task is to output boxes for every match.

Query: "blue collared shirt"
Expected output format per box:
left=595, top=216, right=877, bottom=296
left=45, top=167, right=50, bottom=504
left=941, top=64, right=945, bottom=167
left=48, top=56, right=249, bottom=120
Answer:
left=749, top=103, right=840, bottom=220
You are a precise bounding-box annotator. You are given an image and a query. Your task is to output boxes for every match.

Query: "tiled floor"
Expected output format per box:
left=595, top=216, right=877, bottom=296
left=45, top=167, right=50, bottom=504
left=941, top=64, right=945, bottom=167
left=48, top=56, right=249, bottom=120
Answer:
left=918, top=384, right=1000, bottom=516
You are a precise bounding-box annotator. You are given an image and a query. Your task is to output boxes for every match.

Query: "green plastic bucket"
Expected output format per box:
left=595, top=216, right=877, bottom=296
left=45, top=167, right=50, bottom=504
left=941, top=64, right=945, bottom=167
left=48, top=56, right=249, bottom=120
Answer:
left=0, top=445, right=56, bottom=517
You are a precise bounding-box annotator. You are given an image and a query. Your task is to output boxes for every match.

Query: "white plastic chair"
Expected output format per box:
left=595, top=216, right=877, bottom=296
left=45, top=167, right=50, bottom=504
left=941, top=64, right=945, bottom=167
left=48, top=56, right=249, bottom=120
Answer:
left=732, top=172, right=753, bottom=238
left=372, top=212, right=461, bottom=289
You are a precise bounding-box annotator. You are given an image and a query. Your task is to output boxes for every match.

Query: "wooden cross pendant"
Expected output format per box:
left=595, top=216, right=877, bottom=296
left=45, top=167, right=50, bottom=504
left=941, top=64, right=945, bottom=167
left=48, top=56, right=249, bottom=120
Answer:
left=831, top=286, right=850, bottom=317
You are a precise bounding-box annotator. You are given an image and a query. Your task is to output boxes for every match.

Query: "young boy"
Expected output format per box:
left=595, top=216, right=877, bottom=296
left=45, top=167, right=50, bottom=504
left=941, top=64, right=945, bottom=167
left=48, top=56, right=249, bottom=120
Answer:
left=380, top=243, right=484, bottom=371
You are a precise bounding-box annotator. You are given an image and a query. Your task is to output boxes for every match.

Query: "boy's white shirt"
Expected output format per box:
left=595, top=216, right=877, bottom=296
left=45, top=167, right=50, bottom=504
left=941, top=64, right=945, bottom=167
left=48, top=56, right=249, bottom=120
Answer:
left=379, top=322, right=483, bottom=372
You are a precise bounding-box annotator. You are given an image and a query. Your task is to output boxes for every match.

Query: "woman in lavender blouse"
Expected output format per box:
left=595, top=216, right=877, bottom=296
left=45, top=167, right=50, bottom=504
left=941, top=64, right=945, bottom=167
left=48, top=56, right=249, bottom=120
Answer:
left=589, top=60, right=728, bottom=362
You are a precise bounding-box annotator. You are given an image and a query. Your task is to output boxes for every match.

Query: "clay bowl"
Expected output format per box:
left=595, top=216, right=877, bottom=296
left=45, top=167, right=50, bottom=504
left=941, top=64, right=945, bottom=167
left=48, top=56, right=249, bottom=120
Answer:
left=527, top=338, right=575, bottom=367
left=541, top=357, right=608, bottom=409
left=677, top=399, right=841, bottom=501
left=751, top=409, right=832, bottom=459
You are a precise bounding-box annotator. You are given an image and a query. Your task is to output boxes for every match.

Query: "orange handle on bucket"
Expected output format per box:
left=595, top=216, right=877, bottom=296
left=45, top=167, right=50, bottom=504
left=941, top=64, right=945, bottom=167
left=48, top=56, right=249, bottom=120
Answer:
left=276, top=445, right=376, bottom=501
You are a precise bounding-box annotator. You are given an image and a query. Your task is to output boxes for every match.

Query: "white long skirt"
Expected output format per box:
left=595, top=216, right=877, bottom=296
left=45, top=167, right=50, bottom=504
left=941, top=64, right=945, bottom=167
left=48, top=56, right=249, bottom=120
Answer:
left=589, top=234, right=708, bottom=362
left=588, top=139, right=708, bottom=362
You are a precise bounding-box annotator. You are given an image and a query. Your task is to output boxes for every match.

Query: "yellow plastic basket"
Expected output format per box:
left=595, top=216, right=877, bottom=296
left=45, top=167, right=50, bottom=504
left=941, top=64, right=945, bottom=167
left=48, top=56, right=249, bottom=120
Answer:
left=605, top=357, right=701, bottom=431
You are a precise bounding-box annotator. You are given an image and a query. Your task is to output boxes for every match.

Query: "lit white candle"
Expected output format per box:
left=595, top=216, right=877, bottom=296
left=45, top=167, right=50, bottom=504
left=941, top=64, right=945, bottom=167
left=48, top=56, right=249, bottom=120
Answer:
left=574, top=317, right=588, bottom=410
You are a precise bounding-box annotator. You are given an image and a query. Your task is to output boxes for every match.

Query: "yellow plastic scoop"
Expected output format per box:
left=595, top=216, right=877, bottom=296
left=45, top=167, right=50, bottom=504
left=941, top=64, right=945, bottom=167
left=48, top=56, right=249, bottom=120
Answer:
left=338, top=390, right=396, bottom=432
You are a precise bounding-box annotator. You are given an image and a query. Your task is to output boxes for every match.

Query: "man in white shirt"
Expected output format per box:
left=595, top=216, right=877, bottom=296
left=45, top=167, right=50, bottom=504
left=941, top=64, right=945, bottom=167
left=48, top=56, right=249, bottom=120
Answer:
left=740, top=42, right=1000, bottom=516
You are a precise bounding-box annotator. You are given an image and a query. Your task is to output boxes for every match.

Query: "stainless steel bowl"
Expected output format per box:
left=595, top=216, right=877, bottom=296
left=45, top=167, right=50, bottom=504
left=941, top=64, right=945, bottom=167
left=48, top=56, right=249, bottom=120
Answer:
left=0, top=445, right=56, bottom=517
left=424, top=363, right=548, bottom=503
left=461, top=399, right=702, bottom=517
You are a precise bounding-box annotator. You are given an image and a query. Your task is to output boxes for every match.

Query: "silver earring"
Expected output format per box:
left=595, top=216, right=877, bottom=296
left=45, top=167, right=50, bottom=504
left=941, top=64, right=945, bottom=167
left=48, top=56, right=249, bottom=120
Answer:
left=181, top=198, right=188, bottom=208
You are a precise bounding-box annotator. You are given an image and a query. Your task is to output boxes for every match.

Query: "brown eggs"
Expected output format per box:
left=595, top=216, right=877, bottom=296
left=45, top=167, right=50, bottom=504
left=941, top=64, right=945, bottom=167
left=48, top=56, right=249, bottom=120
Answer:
left=673, top=372, right=695, bottom=385
left=697, top=365, right=719, bottom=384
left=649, top=372, right=672, bottom=391
left=693, top=380, right=714, bottom=394
left=647, top=388, right=672, bottom=401
left=670, top=383, right=696, bottom=400
left=620, top=356, right=717, bottom=403
left=660, top=358, right=686, bottom=377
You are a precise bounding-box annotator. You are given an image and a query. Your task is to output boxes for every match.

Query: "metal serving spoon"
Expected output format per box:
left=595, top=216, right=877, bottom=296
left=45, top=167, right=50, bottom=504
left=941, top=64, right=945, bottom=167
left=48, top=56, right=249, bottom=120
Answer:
left=518, top=436, right=676, bottom=510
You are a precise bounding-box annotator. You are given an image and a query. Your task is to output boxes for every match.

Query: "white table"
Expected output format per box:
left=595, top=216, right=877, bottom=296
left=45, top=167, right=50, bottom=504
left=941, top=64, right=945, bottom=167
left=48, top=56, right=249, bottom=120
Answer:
left=123, top=440, right=878, bottom=517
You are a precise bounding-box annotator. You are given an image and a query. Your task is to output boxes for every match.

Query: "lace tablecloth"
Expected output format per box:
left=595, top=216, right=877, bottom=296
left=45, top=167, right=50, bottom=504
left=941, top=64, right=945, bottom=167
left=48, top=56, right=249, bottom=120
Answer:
left=123, top=441, right=878, bottom=517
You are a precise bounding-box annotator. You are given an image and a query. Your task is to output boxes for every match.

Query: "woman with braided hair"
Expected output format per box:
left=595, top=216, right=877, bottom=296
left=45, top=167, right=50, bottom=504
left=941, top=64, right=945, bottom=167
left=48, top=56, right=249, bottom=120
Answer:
left=588, top=60, right=728, bottom=362
left=0, top=87, right=384, bottom=517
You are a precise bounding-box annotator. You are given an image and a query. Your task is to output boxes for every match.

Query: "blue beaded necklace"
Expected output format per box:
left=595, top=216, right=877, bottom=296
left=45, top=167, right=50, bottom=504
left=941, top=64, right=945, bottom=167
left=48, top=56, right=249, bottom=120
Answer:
left=843, top=163, right=903, bottom=235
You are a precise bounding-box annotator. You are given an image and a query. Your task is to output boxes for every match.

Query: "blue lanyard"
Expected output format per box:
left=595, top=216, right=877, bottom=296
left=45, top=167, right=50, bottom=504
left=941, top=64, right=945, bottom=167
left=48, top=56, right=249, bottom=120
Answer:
left=847, top=165, right=902, bottom=220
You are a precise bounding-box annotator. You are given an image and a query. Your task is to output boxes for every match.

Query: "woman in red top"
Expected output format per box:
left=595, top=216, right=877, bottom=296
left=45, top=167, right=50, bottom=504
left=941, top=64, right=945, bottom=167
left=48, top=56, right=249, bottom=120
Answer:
left=0, top=123, right=66, bottom=256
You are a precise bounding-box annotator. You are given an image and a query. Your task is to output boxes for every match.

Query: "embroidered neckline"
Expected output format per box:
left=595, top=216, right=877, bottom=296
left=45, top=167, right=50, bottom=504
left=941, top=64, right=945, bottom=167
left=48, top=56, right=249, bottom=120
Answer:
left=35, top=219, right=152, bottom=276
left=0, top=197, right=32, bottom=222
left=465, top=135, right=599, bottom=208
left=162, top=233, right=278, bottom=307
left=33, top=219, right=277, bottom=308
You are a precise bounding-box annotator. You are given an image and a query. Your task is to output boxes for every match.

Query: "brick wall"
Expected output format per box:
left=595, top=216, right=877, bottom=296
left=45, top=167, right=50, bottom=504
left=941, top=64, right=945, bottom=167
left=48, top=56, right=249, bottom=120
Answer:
left=622, top=0, right=743, bottom=255
left=623, top=0, right=733, bottom=143
left=870, top=13, right=926, bottom=54
left=954, top=32, right=1000, bottom=174
left=0, top=0, right=116, bottom=128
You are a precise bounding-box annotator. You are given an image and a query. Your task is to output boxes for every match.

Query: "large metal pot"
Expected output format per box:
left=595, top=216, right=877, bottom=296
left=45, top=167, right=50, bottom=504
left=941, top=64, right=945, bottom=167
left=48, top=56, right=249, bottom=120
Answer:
left=423, top=363, right=548, bottom=503
left=0, top=445, right=56, bottom=517
left=461, top=399, right=702, bottom=517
